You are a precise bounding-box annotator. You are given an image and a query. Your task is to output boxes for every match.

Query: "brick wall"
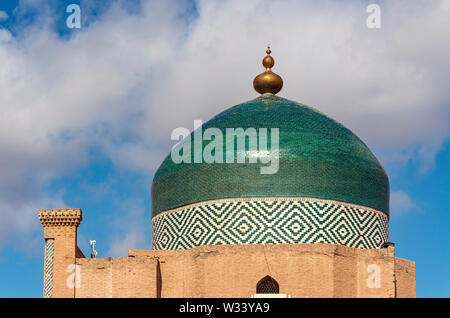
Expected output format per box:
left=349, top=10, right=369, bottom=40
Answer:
left=75, top=257, right=159, bottom=297
left=67, top=244, right=415, bottom=298
left=395, top=257, right=416, bottom=298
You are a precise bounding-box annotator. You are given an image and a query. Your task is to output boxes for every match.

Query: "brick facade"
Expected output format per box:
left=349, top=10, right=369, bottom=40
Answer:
left=39, top=208, right=415, bottom=298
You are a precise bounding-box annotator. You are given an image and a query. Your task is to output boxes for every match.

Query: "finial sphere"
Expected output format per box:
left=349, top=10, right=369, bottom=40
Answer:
left=253, top=47, right=283, bottom=95
left=263, top=56, right=274, bottom=69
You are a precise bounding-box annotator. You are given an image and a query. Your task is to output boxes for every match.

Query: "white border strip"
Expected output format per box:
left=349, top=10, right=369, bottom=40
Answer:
left=152, top=196, right=389, bottom=221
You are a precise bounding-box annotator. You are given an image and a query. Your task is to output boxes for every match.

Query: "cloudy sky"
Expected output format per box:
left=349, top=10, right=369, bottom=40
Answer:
left=0, top=0, right=449, bottom=297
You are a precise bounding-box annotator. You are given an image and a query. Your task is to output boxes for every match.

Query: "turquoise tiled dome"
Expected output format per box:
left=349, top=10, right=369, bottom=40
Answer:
left=151, top=94, right=389, bottom=218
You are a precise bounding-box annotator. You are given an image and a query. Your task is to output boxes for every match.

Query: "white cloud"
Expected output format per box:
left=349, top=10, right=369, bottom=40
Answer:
left=390, top=190, right=417, bottom=216
left=106, top=197, right=149, bottom=257
left=0, top=0, right=449, bottom=249
left=0, top=29, right=12, bottom=42
left=108, top=231, right=146, bottom=257
left=0, top=11, right=8, bottom=21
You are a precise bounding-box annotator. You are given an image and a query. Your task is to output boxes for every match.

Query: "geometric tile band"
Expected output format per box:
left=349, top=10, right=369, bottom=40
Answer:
left=43, top=239, right=54, bottom=298
left=151, top=197, right=389, bottom=250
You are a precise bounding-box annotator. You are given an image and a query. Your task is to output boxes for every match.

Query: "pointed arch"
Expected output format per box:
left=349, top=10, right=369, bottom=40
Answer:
left=256, top=275, right=279, bottom=294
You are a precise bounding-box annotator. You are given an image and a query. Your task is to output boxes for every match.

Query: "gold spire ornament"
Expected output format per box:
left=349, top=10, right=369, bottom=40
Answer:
left=253, top=46, right=283, bottom=95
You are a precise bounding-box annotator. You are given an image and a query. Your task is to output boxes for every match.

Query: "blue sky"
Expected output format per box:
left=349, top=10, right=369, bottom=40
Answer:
left=0, top=0, right=449, bottom=297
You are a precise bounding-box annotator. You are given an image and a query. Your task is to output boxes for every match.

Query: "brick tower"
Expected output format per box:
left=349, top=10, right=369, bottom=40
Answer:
left=39, top=208, right=84, bottom=298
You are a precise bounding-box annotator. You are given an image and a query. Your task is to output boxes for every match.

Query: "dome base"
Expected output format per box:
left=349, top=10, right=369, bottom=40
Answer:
left=151, top=197, right=389, bottom=250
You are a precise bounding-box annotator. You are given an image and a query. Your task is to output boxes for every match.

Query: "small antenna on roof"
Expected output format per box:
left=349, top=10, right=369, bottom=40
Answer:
left=90, top=240, right=98, bottom=258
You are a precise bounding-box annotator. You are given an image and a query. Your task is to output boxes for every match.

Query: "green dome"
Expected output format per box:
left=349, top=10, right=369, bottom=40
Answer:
left=151, top=94, right=389, bottom=217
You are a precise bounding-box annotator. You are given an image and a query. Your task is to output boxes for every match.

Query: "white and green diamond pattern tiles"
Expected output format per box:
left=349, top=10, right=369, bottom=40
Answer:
left=151, top=198, right=389, bottom=250
left=43, top=239, right=54, bottom=298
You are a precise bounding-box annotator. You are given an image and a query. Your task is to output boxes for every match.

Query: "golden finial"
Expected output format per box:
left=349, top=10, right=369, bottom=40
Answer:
left=253, top=46, right=283, bottom=95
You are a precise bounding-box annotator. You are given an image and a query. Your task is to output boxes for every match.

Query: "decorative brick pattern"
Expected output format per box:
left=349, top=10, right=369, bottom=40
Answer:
left=151, top=197, right=389, bottom=250
left=43, top=239, right=54, bottom=298
left=39, top=208, right=82, bottom=239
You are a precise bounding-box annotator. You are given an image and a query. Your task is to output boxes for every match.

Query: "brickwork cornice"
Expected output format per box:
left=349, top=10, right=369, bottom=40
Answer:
left=39, top=209, right=82, bottom=239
